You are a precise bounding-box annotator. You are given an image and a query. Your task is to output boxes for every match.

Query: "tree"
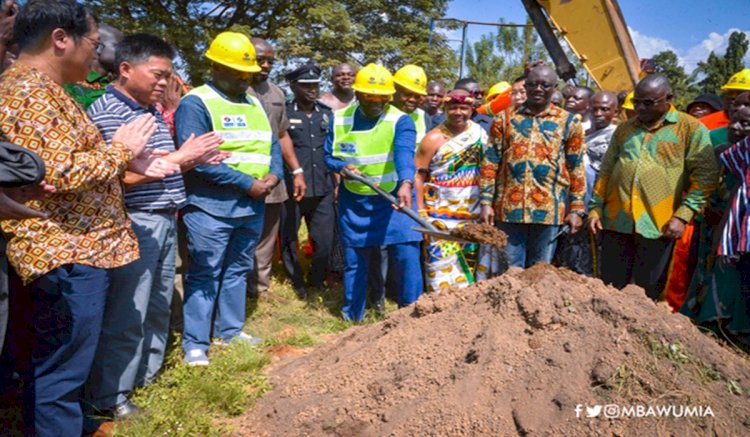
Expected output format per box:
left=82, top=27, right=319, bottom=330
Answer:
left=88, top=0, right=458, bottom=86
left=652, top=50, right=698, bottom=109
left=465, top=35, right=505, bottom=89
left=695, top=31, right=748, bottom=94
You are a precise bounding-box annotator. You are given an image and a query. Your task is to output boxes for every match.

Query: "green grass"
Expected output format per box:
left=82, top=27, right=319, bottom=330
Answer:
left=113, top=226, right=396, bottom=435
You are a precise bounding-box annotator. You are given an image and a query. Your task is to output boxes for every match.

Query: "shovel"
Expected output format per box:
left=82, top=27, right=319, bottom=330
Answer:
left=340, top=168, right=471, bottom=244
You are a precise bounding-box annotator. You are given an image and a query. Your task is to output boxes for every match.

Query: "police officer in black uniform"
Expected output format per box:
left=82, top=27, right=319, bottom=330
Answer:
left=280, top=63, right=335, bottom=296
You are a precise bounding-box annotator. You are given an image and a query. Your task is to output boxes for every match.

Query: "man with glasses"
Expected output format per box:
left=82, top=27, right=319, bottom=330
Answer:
left=63, top=24, right=123, bottom=109
left=246, top=37, right=306, bottom=298
left=480, top=64, right=586, bottom=268
left=323, top=63, right=422, bottom=321
left=0, top=1, right=178, bottom=433
left=588, top=74, right=719, bottom=300
left=511, top=76, right=527, bottom=109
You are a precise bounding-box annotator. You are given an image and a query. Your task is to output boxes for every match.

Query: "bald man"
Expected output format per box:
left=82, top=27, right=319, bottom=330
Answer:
left=319, top=63, right=356, bottom=110
left=246, top=37, right=306, bottom=296
left=588, top=74, right=720, bottom=300
left=554, top=92, right=619, bottom=276
left=421, top=80, right=446, bottom=125
left=480, top=64, right=586, bottom=268
left=63, top=23, right=124, bottom=109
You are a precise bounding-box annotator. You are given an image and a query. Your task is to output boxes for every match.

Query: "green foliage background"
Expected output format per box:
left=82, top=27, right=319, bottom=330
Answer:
left=88, top=0, right=459, bottom=86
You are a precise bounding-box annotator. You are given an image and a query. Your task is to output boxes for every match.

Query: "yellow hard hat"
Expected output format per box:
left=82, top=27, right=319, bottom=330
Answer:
left=621, top=91, right=634, bottom=110
left=205, top=32, right=260, bottom=73
left=486, top=81, right=511, bottom=103
left=352, top=63, right=395, bottom=95
left=393, top=64, right=428, bottom=95
left=721, top=68, right=750, bottom=92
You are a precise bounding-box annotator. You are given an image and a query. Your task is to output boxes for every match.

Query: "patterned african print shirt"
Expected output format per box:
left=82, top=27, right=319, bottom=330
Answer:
left=0, top=63, right=139, bottom=284
left=588, top=110, right=720, bottom=239
left=63, top=70, right=110, bottom=110
left=480, top=103, right=586, bottom=225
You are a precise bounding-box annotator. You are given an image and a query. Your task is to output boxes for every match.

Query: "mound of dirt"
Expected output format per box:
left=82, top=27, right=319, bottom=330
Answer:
left=234, top=265, right=750, bottom=436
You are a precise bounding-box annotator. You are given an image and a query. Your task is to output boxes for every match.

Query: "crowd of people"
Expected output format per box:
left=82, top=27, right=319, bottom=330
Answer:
left=0, top=1, right=749, bottom=435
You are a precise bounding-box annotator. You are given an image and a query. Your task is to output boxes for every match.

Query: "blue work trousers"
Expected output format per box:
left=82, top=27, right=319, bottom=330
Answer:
left=496, top=222, right=561, bottom=268
left=87, top=211, right=177, bottom=410
left=182, top=207, right=263, bottom=352
left=20, top=264, right=109, bottom=437
left=342, top=242, right=422, bottom=321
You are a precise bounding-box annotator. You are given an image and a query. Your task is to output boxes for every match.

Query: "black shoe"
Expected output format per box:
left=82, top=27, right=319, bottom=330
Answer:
left=293, top=285, right=308, bottom=299
left=308, top=281, right=330, bottom=294
left=113, top=400, right=143, bottom=421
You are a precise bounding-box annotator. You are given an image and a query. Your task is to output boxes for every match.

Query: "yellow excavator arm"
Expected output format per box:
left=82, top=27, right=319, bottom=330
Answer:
left=524, top=0, right=640, bottom=92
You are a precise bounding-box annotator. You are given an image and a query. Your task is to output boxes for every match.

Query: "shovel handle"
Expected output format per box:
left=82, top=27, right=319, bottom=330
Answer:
left=341, top=167, right=437, bottom=232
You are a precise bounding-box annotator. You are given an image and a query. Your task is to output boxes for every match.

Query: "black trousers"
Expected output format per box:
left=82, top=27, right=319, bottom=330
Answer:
left=280, top=192, right=335, bottom=288
left=600, top=230, right=674, bottom=300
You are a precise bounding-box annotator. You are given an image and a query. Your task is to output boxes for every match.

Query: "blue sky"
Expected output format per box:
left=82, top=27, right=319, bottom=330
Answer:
left=444, top=0, right=750, bottom=73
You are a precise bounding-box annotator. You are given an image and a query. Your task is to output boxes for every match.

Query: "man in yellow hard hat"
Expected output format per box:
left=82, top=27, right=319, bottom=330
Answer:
left=175, top=31, right=283, bottom=365
left=393, top=64, right=432, bottom=145
left=323, top=63, right=423, bottom=321
left=700, top=68, right=750, bottom=131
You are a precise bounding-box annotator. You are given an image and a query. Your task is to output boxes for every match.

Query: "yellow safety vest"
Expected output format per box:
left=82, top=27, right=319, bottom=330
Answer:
left=410, top=108, right=428, bottom=147
left=332, top=103, right=403, bottom=195
left=186, top=85, right=272, bottom=178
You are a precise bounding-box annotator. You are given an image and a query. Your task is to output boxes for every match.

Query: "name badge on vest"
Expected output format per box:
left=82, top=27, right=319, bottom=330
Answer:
left=221, top=115, right=248, bottom=129
left=339, top=142, right=357, bottom=154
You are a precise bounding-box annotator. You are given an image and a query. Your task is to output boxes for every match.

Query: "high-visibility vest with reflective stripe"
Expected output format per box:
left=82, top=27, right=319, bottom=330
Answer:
left=186, top=85, right=272, bottom=179
left=332, top=103, right=403, bottom=195
left=410, top=108, right=428, bottom=147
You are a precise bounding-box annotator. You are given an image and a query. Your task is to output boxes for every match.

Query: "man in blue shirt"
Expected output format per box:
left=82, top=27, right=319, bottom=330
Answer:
left=86, top=34, right=224, bottom=423
left=174, top=32, right=282, bottom=365
left=324, top=63, right=423, bottom=321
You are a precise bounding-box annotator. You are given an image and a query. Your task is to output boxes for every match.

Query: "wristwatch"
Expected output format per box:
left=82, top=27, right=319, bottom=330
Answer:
left=292, top=168, right=304, bottom=175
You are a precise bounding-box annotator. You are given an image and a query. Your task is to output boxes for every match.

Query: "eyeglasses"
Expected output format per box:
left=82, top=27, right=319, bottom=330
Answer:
left=631, top=95, right=670, bottom=107
left=256, top=57, right=275, bottom=66
left=524, top=82, right=555, bottom=91
left=82, top=35, right=103, bottom=55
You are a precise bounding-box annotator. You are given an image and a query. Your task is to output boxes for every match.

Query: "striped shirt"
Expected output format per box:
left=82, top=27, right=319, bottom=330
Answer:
left=88, top=86, right=186, bottom=211
left=719, top=136, right=750, bottom=256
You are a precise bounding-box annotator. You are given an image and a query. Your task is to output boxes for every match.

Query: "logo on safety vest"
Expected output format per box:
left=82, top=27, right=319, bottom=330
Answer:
left=339, top=142, right=357, bottom=154
left=221, top=115, right=248, bottom=129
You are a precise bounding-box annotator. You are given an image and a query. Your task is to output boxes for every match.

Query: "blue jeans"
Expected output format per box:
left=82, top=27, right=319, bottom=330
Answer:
left=21, top=265, right=109, bottom=437
left=496, top=222, right=561, bottom=268
left=342, top=242, right=422, bottom=321
left=87, top=211, right=177, bottom=410
left=182, top=207, right=263, bottom=352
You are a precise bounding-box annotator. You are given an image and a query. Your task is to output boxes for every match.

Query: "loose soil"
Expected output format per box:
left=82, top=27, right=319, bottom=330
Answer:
left=452, top=223, right=508, bottom=251
left=233, top=265, right=750, bottom=436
